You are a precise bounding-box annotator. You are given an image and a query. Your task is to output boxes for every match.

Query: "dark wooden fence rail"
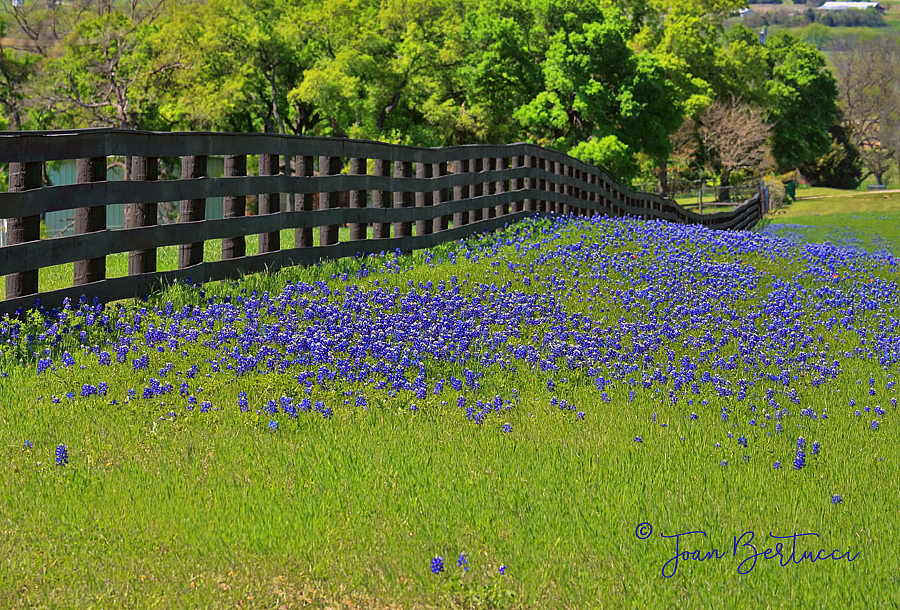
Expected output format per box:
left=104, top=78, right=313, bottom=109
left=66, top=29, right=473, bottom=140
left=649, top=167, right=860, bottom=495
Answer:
left=0, top=129, right=765, bottom=317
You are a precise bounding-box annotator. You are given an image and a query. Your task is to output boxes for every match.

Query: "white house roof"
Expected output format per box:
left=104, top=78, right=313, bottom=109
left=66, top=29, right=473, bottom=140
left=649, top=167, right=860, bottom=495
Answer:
left=818, top=1, right=883, bottom=9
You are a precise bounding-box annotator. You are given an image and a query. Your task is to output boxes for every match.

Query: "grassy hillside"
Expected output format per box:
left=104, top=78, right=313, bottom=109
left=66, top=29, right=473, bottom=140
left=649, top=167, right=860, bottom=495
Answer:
left=3, top=208, right=900, bottom=608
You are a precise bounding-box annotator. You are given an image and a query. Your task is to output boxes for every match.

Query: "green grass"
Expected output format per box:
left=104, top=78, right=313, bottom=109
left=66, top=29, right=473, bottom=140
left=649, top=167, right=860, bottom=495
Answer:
left=762, top=189, right=900, bottom=254
left=2, top=210, right=900, bottom=608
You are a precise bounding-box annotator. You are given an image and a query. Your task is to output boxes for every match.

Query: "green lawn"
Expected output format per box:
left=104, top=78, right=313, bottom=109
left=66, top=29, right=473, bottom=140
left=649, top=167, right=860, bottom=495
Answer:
left=761, top=189, right=900, bottom=255
left=3, top=202, right=900, bottom=608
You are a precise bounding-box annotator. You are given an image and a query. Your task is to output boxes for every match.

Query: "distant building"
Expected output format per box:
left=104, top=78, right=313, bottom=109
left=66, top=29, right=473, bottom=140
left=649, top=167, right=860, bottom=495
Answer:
left=817, top=2, right=886, bottom=15
left=737, top=7, right=754, bottom=17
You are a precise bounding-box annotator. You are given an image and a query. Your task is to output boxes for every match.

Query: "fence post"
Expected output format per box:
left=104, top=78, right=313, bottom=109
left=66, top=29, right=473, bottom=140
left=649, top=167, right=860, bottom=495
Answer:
left=258, top=153, right=280, bottom=254
left=350, top=157, right=368, bottom=240
left=509, top=155, right=527, bottom=213
left=127, top=156, right=158, bottom=275
left=320, top=155, right=341, bottom=247
left=178, top=155, right=207, bottom=269
left=524, top=155, right=535, bottom=213
left=453, top=158, right=468, bottom=229
left=483, top=157, right=495, bottom=219
left=74, top=156, right=107, bottom=286
left=5, top=161, right=42, bottom=301
left=294, top=155, right=314, bottom=248
left=393, top=160, right=413, bottom=240
left=495, top=157, right=508, bottom=218
left=415, top=161, right=433, bottom=236
left=222, top=155, right=247, bottom=260
left=567, top=167, right=581, bottom=216
left=372, top=159, right=391, bottom=239
left=555, top=161, right=565, bottom=214
left=434, top=161, right=449, bottom=233
left=469, top=158, right=483, bottom=224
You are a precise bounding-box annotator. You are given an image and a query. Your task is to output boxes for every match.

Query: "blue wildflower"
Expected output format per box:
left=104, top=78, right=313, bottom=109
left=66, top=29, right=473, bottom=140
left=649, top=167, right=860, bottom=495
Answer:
left=431, top=556, right=444, bottom=574
left=55, top=444, right=68, bottom=466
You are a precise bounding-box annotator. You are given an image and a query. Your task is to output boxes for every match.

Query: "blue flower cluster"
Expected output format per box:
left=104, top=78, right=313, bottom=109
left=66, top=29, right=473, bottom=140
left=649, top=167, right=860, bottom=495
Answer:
left=3, top=214, right=899, bottom=474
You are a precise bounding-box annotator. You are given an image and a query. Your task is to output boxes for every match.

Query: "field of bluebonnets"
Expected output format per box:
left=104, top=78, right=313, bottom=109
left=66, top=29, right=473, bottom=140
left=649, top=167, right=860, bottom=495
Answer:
left=2, top=211, right=900, bottom=608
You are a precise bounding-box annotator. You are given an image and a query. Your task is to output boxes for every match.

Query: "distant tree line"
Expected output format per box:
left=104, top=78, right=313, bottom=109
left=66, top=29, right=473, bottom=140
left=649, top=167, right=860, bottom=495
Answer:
left=0, top=0, right=844, bottom=197
left=744, top=7, right=885, bottom=29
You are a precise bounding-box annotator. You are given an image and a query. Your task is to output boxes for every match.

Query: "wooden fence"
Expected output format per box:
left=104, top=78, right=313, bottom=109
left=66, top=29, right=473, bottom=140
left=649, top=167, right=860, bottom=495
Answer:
left=0, top=128, right=765, bottom=317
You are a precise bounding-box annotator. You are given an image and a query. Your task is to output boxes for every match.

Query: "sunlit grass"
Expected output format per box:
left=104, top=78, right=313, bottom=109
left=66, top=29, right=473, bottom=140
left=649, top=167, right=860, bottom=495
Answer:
left=2, top=213, right=899, bottom=608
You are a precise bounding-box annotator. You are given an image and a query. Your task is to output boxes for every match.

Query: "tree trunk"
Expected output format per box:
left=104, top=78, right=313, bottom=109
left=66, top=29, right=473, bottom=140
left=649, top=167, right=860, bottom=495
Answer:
left=874, top=171, right=885, bottom=186
left=717, top=168, right=731, bottom=202
left=657, top=164, right=668, bottom=198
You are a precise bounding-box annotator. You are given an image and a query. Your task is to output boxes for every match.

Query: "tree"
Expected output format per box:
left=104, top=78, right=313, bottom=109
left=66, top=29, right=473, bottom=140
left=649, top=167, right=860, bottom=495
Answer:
left=36, top=7, right=175, bottom=130
left=513, top=3, right=681, bottom=184
left=765, top=31, right=839, bottom=170
left=0, top=18, right=41, bottom=130
left=799, top=124, right=863, bottom=189
left=698, top=96, right=772, bottom=201
left=829, top=37, right=900, bottom=185
left=151, top=0, right=313, bottom=134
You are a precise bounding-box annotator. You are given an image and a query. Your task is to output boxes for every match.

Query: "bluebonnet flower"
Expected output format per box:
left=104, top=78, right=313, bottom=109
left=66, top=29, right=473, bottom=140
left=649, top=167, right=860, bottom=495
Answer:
left=738, top=436, right=747, bottom=447
left=793, top=450, right=806, bottom=470
left=577, top=411, right=585, bottom=419
left=23, top=440, right=33, bottom=449
left=55, top=444, right=68, bottom=466
left=498, top=565, right=507, bottom=575
left=871, top=420, right=880, bottom=430
left=797, top=437, right=805, bottom=451
left=502, top=423, right=513, bottom=433
left=431, top=556, right=444, bottom=574
left=268, top=420, right=278, bottom=431
left=634, top=437, right=642, bottom=443
left=458, top=553, right=468, bottom=572
left=721, top=460, right=728, bottom=467
left=773, top=461, right=781, bottom=469
left=812, top=441, right=820, bottom=455
left=832, top=494, right=843, bottom=504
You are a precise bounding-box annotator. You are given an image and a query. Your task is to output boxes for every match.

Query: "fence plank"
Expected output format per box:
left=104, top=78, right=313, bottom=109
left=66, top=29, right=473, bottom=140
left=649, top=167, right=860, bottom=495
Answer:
left=74, top=156, right=107, bottom=286
left=178, top=155, right=207, bottom=269
left=127, top=156, right=158, bottom=275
